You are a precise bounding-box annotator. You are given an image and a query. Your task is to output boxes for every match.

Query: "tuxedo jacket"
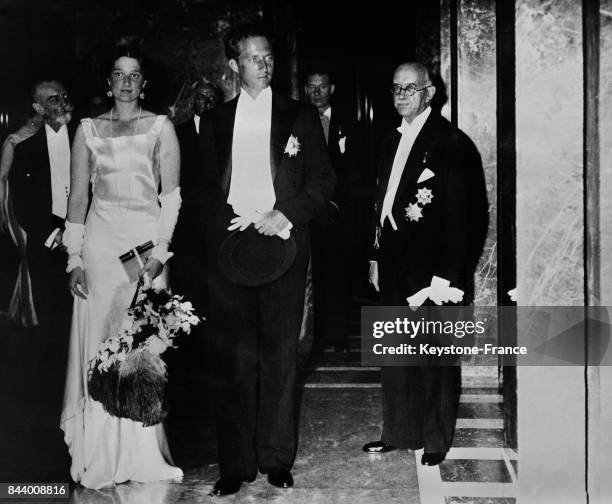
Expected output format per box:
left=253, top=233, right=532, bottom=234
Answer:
left=198, top=92, right=336, bottom=258
left=370, top=112, right=488, bottom=299
left=10, top=126, right=73, bottom=248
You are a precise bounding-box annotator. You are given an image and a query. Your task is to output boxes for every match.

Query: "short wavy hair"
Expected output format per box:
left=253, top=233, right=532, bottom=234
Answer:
left=224, top=22, right=273, bottom=62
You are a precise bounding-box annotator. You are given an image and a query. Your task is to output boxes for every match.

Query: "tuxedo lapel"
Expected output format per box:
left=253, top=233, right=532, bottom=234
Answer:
left=375, top=131, right=401, bottom=210
left=34, top=127, right=52, bottom=197
left=270, top=93, right=298, bottom=181
left=218, top=97, right=238, bottom=195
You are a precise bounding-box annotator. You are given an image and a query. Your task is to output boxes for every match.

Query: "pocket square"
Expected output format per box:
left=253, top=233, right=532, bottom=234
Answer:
left=417, top=168, right=435, bottom=183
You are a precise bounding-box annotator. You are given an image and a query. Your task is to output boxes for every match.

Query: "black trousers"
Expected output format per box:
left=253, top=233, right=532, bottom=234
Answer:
left=207, top=237, right=309, bottom=478
left=378, top=256, right=460, bottom=453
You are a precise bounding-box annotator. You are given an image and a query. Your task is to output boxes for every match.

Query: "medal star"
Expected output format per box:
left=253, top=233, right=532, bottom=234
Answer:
left=416, top=187, right=433, bottom=205
left=405, top=203, right=423, bottom=222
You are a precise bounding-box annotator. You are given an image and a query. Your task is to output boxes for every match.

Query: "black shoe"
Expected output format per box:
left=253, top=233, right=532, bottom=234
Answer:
left=267, top=468, right=293, bottom=488
left=421, top=452, right=447, bottom=466
left=362, top=440, right=397, bottom=453
left=210, top=476, right=255, bottom=496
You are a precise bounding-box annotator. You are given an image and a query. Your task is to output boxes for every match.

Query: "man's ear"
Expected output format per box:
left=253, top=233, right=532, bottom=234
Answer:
left=330, top=84, right=336, bottom=96
left=32, top=103, right=44, bottom=116
left=426, top=85, right=436, bottom=105
left=228, top=59, right=239, bottom=74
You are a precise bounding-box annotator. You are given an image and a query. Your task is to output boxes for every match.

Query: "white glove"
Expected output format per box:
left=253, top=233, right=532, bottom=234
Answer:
left=63, top=221, right=85, bottom=273
left=157, top=187, right=182, bottom=243
left=227, top=209, right=291, bottom=240
left=406, top=276, right=464, bottom=309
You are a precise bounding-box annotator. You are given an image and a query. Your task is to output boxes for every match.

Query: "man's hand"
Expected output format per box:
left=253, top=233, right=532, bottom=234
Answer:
left=369, top=261, right=379, bottom=292
left=68, top=267, right=88, bottom=299
left=253, top=210, right=290, bottom=237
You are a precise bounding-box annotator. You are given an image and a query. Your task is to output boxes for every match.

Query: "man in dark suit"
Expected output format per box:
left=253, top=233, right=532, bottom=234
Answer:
left=6, top=80, right=74, bottom=478
left=173, top=79, right=223, bottom=304
left=362, top=63, right=488, bottom=466
left=168, top=79, right=223, bottom=435
left=305, top=64, right=361, bottom=353
left=198, top=24, right=335, bottom=496
left=9, top=80, right=73, bottom=339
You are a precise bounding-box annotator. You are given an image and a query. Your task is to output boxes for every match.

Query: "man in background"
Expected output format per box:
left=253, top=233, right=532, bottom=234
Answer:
left=305, top=63, right=361, bottom=353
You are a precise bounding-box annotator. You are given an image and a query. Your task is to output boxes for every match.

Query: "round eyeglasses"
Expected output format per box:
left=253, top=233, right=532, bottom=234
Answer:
left=390, top=83, right=433, bottom=97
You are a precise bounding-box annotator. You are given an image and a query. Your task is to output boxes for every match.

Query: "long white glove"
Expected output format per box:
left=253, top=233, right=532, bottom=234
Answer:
left=152, top=187, right=182, bottom=264
left=63, top=221, right=85, bottom=273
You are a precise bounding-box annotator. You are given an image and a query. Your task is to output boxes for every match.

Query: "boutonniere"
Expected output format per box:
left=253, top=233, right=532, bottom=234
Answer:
left=284, top=135, right=301, bottom=157
left=404, top=187, right=433, bottom=222
left=338, top=135, right=347, bottom=154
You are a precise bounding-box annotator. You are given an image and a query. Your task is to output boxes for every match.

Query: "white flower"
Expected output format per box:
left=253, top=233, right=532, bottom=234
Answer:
left=179, top=301, right=193, bottom=312
left=405, top=203, right=423, bottom=222
left=416, top=187, right=433, bottom=205
left=108, top=338, right=120, bottom=353
left=147, top=336, right=168, bottom=355
left=284, top=135, right=301, bottom=157
left=338, top=136, right=346, bottom=154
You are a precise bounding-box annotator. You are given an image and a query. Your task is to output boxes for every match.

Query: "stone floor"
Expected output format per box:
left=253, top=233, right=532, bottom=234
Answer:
left=62, top=388, right=420, bottom=504
left=1, top=296, right=517, bottom=503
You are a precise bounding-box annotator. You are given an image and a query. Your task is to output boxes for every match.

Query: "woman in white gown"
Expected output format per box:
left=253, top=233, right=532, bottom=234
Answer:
left=60, top=46, right=183, bottom=489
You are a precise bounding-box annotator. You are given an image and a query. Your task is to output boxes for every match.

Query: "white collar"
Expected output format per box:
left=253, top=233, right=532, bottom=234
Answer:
left=397, top=106, right=431, bottom=134
left=321, top=106, right=331, bottom=119
left=238, top=85, right=272, bottom=104
left=45, top=123, right=68, bottom=137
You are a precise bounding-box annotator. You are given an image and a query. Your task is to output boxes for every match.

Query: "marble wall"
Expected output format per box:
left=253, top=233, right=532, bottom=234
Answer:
left=457, top=0, right=497, bottom=306
left=440, top=0, right=497, bottom=306
left=515, top=0, right=584, bottom=306
left=515, top=1, right=586, bottom=502
left=588, top=4, right=612, bottom=502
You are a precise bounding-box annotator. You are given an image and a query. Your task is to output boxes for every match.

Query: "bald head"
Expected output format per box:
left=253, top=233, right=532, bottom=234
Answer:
left=391, top=62, right=435, bottom=123
left=33, top=80, right=63, bottom=104
left=393, top=63, right=430, bottom=85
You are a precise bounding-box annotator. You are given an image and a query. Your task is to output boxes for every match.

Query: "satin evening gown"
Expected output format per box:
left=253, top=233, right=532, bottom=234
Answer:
left=60, top=115, right=183, bottom=489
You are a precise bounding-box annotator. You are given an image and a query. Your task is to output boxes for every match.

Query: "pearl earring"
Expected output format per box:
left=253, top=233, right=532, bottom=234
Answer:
left=106, top=90, right=112, bottom=97
left=139, top=92, right=145, bottom=100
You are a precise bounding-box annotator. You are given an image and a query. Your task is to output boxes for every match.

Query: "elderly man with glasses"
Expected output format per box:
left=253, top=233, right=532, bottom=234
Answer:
left=362, top=62, right=488, bottom=466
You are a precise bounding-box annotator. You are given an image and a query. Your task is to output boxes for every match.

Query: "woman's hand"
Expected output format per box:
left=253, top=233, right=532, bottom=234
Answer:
left=68, top=267, right=88, bottom=299
left=139, top=257, right=163, bottom=288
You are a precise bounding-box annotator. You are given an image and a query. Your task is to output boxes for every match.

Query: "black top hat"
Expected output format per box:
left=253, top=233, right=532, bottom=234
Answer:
left=218, top=226, right=297, bottom=286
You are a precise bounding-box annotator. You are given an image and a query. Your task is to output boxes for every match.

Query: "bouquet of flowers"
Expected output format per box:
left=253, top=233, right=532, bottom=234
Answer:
left=88, top=286, right=200, bottom=426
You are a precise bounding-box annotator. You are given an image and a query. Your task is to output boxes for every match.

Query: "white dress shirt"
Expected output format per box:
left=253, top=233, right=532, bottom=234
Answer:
left=193, top=114, right=200, bottom=134
left=45, top=123, right=70, bottom=219
left=228, top=86, right=276, bottom=216
left=379, top=106, right=431, bottom=229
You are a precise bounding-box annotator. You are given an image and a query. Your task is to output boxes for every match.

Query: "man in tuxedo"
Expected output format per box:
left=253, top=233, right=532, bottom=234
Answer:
left=167, top=79, right=223, bottom=434
left=362, top=63, right=488, bottom=466
left=198, top=24, right=335, bottom=495
left=305, top=65, right=361, bottom=353
left=10, top=80, right=73, bottom=337
left=173, top=79, right=223, bottom=302
left=7, top=80, right=74, bottom=477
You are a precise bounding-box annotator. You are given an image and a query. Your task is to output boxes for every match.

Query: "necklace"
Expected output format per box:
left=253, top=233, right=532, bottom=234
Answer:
left=110, top=106, right=142, bottom=137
